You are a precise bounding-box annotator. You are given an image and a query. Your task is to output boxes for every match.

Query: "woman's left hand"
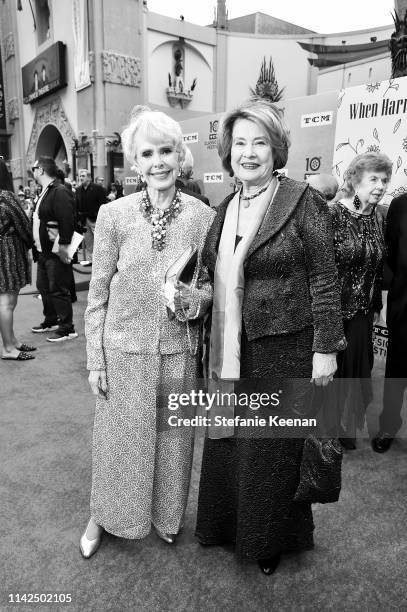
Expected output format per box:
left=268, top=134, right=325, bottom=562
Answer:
left=174, top=281, right=191, bottom=311
left=311, top=352, right=337, bottom=386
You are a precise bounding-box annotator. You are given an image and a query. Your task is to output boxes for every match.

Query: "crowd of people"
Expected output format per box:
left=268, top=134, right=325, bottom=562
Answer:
left=15, top=173, right=124, bottom=220
left=0, top=97, right=406, bottom=576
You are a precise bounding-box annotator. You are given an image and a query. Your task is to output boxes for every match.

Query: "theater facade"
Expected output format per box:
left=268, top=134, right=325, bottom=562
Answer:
left=0, top=0, right=394, bottom=189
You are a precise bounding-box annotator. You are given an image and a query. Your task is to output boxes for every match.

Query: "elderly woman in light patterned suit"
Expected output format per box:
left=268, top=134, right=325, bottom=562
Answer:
left=79, top=106, right=215, bottom=557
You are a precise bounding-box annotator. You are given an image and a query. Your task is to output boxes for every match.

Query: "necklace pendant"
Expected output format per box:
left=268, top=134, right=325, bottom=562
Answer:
left=242, top=200, right=251, bottom=208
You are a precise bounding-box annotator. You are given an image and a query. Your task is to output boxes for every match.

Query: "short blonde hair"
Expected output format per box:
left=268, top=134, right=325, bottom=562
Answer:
left=343, top=152, right=393, bottom=196
left=218, top=98, right=291, bottom=175
left=121, top=105, right=186, bottom=167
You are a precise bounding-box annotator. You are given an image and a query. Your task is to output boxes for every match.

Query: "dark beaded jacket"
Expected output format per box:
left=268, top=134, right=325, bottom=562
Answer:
left=330, top=201, right=385, bottom=319
left=203, top=176, right=346, bottom=354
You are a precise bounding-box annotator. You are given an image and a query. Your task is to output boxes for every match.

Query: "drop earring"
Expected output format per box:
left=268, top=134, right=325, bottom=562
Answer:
left=353, top=193, right=361, bottom=210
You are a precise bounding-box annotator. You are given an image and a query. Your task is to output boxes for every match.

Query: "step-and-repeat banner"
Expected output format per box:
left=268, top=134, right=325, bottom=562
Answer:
left=122, top=90, right=339, bottom=204
left=177, top=90, right=339, bottom=206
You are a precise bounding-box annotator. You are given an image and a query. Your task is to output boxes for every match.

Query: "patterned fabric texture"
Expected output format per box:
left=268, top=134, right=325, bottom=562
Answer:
left=0, top=190, right=33, bottom=293
left=196, top=178, right=346, bottom=560
left=330, top=201, right=385, bottom=319
left=196, top=326, right=315, bottom=560
left=85, top=191, right=216, bottom=538
left=91, top=349, right=197, bottom=538
left=203, top=178, right=346, bottom=354
left=85, top=192, right=216, bottom=369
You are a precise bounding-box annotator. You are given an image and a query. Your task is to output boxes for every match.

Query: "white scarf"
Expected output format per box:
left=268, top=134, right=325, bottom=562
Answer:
left=208, top=179, right=279, bottom=438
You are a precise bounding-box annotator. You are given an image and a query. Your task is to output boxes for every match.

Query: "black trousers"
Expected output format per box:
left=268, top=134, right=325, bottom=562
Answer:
left=380, top=322, right=407, bottom=435
left=36, top=253, right=74, bottom=333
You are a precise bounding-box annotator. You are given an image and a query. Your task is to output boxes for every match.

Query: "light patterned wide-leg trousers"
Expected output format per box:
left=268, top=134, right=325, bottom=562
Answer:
left=90, top=349, right=197, bottom=538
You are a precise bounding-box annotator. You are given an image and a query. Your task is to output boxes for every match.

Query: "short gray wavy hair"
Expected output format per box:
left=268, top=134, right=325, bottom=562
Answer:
left=342, top=152, right=393, bottom=196
left=121, top=105, right=186, bottom=167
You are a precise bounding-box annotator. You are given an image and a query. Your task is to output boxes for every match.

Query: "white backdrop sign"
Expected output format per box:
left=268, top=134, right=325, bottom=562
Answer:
left=333, top=76, right=407, bottom=206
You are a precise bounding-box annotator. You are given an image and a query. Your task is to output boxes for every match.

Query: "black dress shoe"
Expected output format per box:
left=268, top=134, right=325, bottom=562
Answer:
left=371, top=432, right=394, bottom=453
left=257, top=553, right=281, bottom=575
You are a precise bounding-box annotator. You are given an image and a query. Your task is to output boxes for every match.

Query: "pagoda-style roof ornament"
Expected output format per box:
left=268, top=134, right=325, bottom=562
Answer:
left=298, top=39, right=389, bottom=68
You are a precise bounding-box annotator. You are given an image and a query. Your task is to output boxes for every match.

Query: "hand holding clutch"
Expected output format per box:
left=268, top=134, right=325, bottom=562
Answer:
left=174, top=280, right=191, bottom=311
left=165, top=245, right=197, bottom=315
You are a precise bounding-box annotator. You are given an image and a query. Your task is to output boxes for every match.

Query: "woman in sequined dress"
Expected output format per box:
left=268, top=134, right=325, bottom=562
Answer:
left=329, top=152, right=392, bottom=449
left=79, top=107, right=215, bottom=558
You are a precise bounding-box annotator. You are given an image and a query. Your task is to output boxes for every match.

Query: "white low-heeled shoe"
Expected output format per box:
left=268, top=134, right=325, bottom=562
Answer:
left=79, top=521, right=103, bottom=558
left=154, top=526, right=177, bottom=544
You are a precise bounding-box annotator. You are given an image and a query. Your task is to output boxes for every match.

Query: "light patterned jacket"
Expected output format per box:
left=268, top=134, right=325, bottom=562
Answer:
left=85, top=191, right=216, bottom=370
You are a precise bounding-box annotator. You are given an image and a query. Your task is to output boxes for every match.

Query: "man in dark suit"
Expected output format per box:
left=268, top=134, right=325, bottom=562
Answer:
left=372, top=194, right=407, bottom=452
left=75, top=169, right=107, bottom=265
left=31, top=156, right=78, bottom=342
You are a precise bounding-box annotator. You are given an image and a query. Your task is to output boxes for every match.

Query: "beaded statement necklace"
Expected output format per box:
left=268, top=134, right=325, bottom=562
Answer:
left=140, top=187, right=182, bottom=250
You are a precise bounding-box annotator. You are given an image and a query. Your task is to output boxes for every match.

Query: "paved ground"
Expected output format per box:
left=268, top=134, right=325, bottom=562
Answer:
left=1, top=275, right=406, bottom=612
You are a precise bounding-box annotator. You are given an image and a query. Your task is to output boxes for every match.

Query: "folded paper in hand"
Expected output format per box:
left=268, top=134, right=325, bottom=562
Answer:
left=51, top=231, right=84, bottom=258
left=164, top=245, right=197, bottom=314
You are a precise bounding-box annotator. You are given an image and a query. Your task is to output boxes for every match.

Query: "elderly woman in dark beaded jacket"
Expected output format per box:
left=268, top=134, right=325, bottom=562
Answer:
left=195, top=99, right=346, bottom=576
left=328, top=152, right=392, bottom=449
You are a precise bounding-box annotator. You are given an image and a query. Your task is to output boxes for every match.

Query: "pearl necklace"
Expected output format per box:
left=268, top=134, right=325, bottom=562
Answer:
left=239, top=172, right=281, bottom=208
left=140, top=188, right=182, bottom=250
left=240, top=183, right=271, bottom=208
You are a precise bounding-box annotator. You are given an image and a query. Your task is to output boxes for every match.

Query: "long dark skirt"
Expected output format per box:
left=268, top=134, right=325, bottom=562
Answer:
left=323, top=311, right=374, bottom=437
left=195, top=326, right=315, bottom=560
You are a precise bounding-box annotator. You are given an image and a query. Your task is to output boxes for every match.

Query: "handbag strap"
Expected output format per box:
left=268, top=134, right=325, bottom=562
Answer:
left=180, top=302, right=199, bottom=357
left=178, top=268, right=199, bottom=357
left=187, top=320, right=198, bottom=357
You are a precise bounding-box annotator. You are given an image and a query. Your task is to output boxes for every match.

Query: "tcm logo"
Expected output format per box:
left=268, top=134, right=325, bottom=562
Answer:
left=204, top=172, right=223, bottom=183
left=183, top=132, right=198, bottom=143
left=124, top=176, right=139, bottom=185
left=301, top=112, right=333, bottom=128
